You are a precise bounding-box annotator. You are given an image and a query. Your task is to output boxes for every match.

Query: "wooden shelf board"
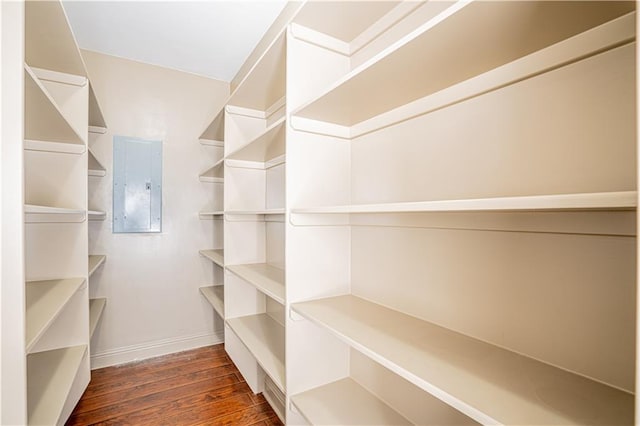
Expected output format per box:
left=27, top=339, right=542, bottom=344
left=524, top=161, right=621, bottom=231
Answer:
left=226, top=117, right=286, bottom=164
left=199, top=249, right=225, bottom=267
left=25, top=278, right=85, bottom=353
left=88, top=210, right=106, bottom=221
left=199, top=211, right=224, bottom=220
left=88, top=126, right=107, bottom=135
left=24, top=139, right=85, bottom=155
left=292, top=295, right=633, bottom=425
left=199, top=138, right=224, bottom=148
left=88, top=255, right=106, bottom=278
left=88, top=149, right=106, bottom=177
left=199, top=161, right=224, bottom=182
left=27, top=345, right=87, bottom=426
left=199, top=286, right=224, bottom=319
left=25, top=204, right=86, bottom=223
left=226, top=263, right=284, bottom=304
left=228, top=31, right=286, bottom=111
left=226, top=314, right=285, bottom=392
left=199, top=176, right=224, bottom=183
left=291, top=191, right=637, bottom=215
left=89, top=297, right=107, bottom=338
left=291, top=378, right=411, bottom=426
left=226, top=209, right=285, bottom=216
left=292, top=2, right=635, bottom=127
left=24, top=64, right=86, bottom=148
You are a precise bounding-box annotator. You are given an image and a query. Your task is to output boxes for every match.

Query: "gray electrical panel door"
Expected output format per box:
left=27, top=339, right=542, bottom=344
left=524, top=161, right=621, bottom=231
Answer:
left=113, top=136, right=162, bottom=233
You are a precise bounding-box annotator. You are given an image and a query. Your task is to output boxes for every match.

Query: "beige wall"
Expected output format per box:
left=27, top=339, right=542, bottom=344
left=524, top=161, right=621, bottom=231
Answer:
left=82, top=50, right=229, bottom=367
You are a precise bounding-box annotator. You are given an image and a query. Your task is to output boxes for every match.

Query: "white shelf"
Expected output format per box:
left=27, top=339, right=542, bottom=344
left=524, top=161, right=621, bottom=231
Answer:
left=226, top=263, right=284, bottom=305
left=89, top=297, right=106, bottom=338
left=27, top=345, right=87, bottom=425
left=226, top=209, right=285, bottom=215
left=226, top=117, right=286, bottom=165
left=292, top=2, right=634, bottom=128
left=88, top=149, right=106, bottom=177
left=199, top=138, right=224, bottom=148
left=228, top=31, right=286, bottom=112
left=25, top=278, right=85, bottom=353
left=291, top=191, right=637, bottom=215
left=88, top=83, right=107, bottom=131
left=199, top=286, right=224, bottom=319
left=226, top=314, right=285, bottom=392
left=88, top=255, right=106, bottom=278
left=199, top=210, right=224, bottom=220
left=88, top=210, right=106, bottom=221
left=199, top=159, right=224, bottom=183
left=199, top=249, right=225, bottom=268
left=292, top=295, right=633, bottom=425
left=25, top=204, right=86, bottom=223
left=291, top=378, right=411, bottom=426
left=24, top=64, right=86, bottom=152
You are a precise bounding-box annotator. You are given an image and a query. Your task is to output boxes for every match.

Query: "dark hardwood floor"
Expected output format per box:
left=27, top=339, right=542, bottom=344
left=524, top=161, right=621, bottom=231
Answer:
left=66, top=344, right=283, bottom=426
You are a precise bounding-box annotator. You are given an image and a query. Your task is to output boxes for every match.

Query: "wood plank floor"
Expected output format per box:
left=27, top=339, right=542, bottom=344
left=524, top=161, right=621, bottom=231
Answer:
left=66, top=344, right=283, bottom=426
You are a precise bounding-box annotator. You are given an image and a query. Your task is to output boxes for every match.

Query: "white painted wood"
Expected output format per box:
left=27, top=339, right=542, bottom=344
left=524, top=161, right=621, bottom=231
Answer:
left=198, top=211, right=224, bottom=220
left=263, top=375, right=286, bottom=423
left=199, top=249, right=224, bottom=268
left=87, top=210, right=106, bottom=221
left=292, top=295, right=633, bottom=425
left=26, top=345, right=87, bottom=426
left=88, top=84, right=107, bottom=131
left=199, top=138, right=224, bottom=148
left=292, top=2, right=634, bottom=127
left=226, top=263, right=284, bottom=305
left=226, top=116, right=285, bottom=163
left=24, top=139, right=85, bottom=154
left=228, top=31, right=286, bottom=112
left=225, top=322, right=265, bottom=394
left=199, top=286, right=224, bottom=319
left=24, top=204, right=85, bottom=223
left=25, top=278, right=85, bottom=353
left=291, top=378, right=411, bottom=426
left=89, top=297, right=106, bottom=338
left=87, top=255, right=105, bottom=278
left=88, top=150, right=106, bottom=177
left=30, top=67, right=86, bottom=86
left=291, top=191, right=637, bottom=215
left=226, top=209, right=285, bottom=216
left=226, top=313, right=285, bottom=392
left=199, top=159, right=224, bottom=183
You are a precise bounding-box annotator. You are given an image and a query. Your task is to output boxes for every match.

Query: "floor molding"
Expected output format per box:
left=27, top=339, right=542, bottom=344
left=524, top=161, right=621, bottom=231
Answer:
left=90, top=330, right=224, bottom=369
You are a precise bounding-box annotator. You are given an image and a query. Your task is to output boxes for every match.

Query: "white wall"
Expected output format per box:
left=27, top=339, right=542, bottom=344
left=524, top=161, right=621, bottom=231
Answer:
left=82, top=50, right=229, bottom=368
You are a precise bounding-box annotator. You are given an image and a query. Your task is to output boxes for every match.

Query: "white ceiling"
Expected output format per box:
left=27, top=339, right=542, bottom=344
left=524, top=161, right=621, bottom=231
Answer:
left=62, top=1, right=288, bottom=82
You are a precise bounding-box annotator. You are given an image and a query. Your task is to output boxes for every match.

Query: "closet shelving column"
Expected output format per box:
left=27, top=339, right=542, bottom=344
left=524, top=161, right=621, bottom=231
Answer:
left=286, top=1, right=636, bottom=425
left=198, top=108, right=226, bottom=320
left=23, top=1, right=92, bottom=424
left=87, top=83, right=108, bottom=343
left=223, top=29, right=287, bottom=421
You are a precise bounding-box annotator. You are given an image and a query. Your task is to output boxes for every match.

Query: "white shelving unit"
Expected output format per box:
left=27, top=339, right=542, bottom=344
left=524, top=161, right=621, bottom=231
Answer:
left=199, top=249, right=225, bottom=268
left=89, top=298, right=107, bottom=338
left=226, top=314, right=285, bottom=392
left=199, top=286, right=224, bottom=319
left=291, top=378, right=411, bottom=426
left=88, top=255, right=106, bottom=278
left=26, top=345, right=88, bottom=425
left=25, top=278, right=85, bottom=353
left=24, top=204, right=86, bottom=223
left=292, top=295, right=632, bottom=424
left=88, top=149, right=106, bottom=177
left=226, top=263, right=284, bottom=305
left=88, top=209, right=106, bottom=221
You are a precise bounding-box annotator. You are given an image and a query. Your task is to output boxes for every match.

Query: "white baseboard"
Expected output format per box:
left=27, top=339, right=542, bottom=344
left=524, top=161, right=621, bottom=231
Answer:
left=90, top=330, right=224, bottom=369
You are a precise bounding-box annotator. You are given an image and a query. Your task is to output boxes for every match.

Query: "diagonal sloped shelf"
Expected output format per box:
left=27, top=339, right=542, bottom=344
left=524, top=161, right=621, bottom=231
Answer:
left=292, top=295, right=633, bottom=425
left=25, top=204, right=86, bottom=223
left=25, top=278, right=85, bottom=353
